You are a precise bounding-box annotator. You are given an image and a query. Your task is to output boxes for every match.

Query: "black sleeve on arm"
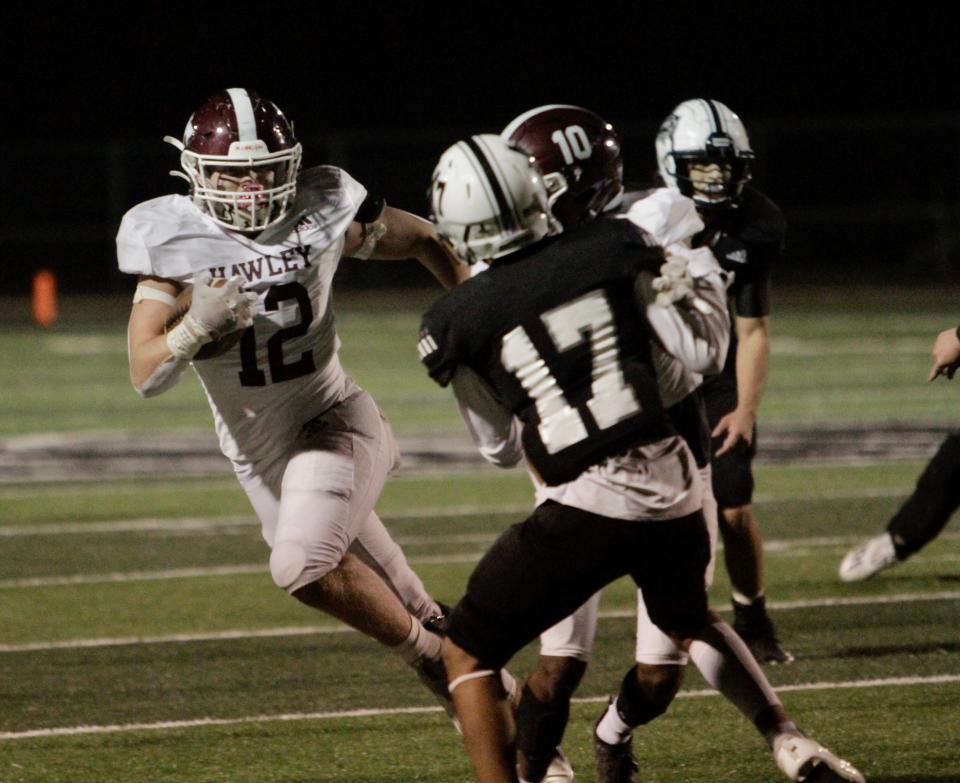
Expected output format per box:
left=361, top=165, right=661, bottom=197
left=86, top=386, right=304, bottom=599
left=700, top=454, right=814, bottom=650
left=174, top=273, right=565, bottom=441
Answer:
left=727, top=237, right=776, bottom=318
left=733, top=261, right=771, bottom=318
left=355, top=193, right=386, bottom=224
left=418, top=310, right=458, bottom=387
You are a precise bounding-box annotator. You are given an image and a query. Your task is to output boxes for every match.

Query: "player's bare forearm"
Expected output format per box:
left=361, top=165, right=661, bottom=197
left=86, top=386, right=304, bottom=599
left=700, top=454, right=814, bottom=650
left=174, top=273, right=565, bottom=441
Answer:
left=358, top=206, right=468, bottom=289
left=714, top=316, right=769, bottom=454
left=127, top=278, right=181, bottom=392
left=734, top=315, right=770, bottom=418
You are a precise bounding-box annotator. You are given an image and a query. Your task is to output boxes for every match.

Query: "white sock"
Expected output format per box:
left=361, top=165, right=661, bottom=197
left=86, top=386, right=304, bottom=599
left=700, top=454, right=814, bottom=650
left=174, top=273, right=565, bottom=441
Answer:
left=500, top=668, right=519, bottom=702
left=732, top=590, right=763, bottom=606
left=688, top=620, right=781, bottom=722
left=595, top=698, right=633, bottom=745
left=393, top=616, right=442, bottom=664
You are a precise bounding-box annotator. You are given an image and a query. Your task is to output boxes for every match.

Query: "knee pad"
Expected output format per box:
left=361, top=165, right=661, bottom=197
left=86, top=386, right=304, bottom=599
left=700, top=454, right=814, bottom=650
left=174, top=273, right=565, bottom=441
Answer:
left=270, top=540, right=308, bottom=589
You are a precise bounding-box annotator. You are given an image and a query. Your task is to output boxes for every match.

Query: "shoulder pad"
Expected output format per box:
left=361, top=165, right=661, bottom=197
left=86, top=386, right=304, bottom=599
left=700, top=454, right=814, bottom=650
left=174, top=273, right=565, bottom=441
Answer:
left=254, top=166, right=368, bottom=245
left=116, top=195, right=212, bottom=278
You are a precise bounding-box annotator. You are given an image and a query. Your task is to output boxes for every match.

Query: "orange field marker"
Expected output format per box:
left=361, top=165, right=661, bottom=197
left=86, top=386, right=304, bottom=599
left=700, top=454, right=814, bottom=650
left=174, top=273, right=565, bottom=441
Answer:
left=33, top=269, right=58, bottom=328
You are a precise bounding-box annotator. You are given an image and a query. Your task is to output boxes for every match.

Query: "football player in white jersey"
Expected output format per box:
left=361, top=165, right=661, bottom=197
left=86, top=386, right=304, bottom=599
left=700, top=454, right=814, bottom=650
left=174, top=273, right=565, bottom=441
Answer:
left=118, top=88, right=468, bottom=714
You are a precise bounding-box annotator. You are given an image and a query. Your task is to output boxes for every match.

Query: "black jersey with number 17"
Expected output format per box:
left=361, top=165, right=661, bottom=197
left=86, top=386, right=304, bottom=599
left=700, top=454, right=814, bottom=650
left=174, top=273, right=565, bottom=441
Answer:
left=419, top=217, right=676, bottom=486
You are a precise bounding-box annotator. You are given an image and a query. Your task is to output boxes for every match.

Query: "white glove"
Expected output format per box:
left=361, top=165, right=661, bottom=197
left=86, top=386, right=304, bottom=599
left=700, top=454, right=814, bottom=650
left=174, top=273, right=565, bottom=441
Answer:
left=166, top=276, right=258, bottom=359
left=651, top=245, right=696, bottom=307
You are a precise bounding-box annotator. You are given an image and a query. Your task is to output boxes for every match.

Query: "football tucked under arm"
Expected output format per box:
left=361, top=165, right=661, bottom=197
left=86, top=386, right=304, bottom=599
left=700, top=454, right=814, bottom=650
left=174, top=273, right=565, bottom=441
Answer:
left=164, top=276, right=257, bottom=360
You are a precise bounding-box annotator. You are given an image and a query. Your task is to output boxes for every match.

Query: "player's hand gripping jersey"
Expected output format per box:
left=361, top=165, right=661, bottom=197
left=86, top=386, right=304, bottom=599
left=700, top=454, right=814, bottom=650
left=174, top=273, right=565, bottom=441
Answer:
left=421, top=216, right=714, bottom=486
left=117, top=166, right=379, bottom=468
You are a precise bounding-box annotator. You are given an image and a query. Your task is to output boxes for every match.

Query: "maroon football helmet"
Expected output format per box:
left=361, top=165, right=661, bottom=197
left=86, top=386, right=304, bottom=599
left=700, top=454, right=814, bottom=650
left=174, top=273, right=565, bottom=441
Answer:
left=164, top=88, right=302, bottom=232
left=501, top=104, right=623, bottom=230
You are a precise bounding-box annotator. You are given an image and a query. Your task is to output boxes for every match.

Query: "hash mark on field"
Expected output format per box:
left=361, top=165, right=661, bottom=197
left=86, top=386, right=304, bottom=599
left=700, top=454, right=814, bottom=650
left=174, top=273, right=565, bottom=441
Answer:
left=2, top=674, right=958, bottom=741
left=2, top=591, right=958, bottom=654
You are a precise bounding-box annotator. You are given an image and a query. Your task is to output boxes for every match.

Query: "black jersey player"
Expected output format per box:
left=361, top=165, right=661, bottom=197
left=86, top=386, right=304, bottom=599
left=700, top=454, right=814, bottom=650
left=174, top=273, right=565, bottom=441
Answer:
left=656, top=98, right=792, bottom=664
left=420, top=133, right=863, bottom=783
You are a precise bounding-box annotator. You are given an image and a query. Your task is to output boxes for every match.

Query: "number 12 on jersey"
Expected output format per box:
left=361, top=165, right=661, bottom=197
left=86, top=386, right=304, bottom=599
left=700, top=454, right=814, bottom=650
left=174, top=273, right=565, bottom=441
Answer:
left=500, top=289, right=641, bottom=453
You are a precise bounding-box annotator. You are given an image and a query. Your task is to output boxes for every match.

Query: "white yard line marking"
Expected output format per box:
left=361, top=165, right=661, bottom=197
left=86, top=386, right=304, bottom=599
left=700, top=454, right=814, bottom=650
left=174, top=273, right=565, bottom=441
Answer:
left=2, top=674, right=957, bottom=741
left=597, top=591, right=960, bottom=618
left=0, top=553, right=488, bottom=589
left=4, top=528, right=959, bottom=589
left=0, top=625, right=353, bottom=653
left=0, top=565, right=268, bottom=588
left=0, top=517, right=259, bottom=536
left=2, top=591, right=958, bottom=654
left=0, top=507, right=532, bottom=536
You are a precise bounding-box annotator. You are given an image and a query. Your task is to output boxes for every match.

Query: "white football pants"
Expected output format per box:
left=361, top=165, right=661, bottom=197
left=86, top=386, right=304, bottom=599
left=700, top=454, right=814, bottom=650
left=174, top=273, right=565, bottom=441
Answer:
left=238, top=381, right=439, bottom=623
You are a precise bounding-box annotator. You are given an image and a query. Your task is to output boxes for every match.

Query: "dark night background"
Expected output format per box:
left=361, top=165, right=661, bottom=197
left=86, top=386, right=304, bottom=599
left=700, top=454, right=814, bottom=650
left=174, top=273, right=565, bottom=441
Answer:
left=3, top=5, right=959, bottom=294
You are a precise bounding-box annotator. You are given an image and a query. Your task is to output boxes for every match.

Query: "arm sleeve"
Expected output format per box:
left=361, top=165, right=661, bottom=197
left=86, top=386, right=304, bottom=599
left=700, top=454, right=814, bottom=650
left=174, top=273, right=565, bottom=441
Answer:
left=730, top=241, right=773, bottom=318
left=640, top=247, right=731, bottom=375
left=355, top=193, right=386, bottom=224
left=450, top=366, right=523, bottom=468
left=418, top=309, right=458, bottom=387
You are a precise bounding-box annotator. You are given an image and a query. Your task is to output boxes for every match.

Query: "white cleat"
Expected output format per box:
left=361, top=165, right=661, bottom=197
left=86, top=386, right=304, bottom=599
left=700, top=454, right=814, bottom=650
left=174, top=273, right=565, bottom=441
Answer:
left=543, top=747, right=576, bottom=783
left=774, top=734, right=865, bottom=783
left=839, top=532, right=898, bottom=582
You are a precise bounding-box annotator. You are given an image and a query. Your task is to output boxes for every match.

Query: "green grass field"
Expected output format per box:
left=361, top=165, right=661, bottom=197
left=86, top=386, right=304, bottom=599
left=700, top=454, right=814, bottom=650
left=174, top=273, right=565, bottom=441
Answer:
left=1, top=286, right=959, bottom=782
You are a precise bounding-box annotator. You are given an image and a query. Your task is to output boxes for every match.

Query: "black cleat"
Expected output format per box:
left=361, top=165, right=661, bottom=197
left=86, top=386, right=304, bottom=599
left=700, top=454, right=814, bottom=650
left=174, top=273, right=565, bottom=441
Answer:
left=593, top=708, right=639, bottom=783
left=733, top=597, right=795, bottom=665
left=423, top=601, right=451, bottom=636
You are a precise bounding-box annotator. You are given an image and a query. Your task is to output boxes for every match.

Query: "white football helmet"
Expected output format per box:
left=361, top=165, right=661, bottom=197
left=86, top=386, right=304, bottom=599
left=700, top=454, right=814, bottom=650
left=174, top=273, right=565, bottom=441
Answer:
left=429, top=134, right=559, bottom=265
left=165, top=88, right=302, bottom=233
left=656, top=98, right=754, bottom=212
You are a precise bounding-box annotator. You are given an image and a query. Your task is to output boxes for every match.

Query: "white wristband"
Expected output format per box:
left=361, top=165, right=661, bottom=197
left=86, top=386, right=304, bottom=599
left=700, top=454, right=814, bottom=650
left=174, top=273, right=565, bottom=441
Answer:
left=166, top=314, right=213, bottom=360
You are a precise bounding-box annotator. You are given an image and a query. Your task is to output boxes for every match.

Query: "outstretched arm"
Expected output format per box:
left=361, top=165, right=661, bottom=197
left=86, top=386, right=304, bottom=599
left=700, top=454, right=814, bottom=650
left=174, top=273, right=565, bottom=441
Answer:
left=713, top=314, right=770, bottom=456
left=344, top=206, right=469, bottom=289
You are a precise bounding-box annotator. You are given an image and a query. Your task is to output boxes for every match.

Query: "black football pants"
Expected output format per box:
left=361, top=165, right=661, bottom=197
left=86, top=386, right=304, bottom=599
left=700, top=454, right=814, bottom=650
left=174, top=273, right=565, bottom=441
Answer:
left=888, top=432, right=960, bottom=557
